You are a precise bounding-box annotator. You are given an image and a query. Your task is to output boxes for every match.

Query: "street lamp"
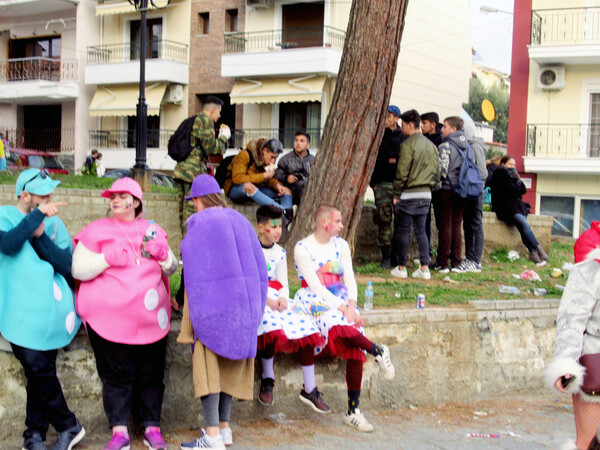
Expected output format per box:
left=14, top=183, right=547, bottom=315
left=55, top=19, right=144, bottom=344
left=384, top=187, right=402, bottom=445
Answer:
left=480, top=5, right=513, bottom=15
left=127, top=0, right=170, bottom=191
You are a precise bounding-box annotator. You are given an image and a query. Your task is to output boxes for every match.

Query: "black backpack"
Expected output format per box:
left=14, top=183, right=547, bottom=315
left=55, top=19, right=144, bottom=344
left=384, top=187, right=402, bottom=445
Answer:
left=214, top=149, right=254, bottom=189
left=168, top=116, right=196, bottom=162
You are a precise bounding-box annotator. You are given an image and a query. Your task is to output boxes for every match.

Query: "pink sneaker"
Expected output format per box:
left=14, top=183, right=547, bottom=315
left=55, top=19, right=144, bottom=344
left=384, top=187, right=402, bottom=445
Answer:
left=143, top=427, right=167, bottom=450
left=103, top=431, right=130, bottom=450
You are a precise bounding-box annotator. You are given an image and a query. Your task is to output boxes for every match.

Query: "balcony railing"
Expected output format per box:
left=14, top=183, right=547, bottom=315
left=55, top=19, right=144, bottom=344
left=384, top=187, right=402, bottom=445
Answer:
left=1, top=127, right=75, bottom=152
left=526, top=124, right=600, bottom=158
left=531, top=7, right=600, bottom=45
left=0, top=58, right=78, bottom=82
left=89, top=129, right=174, bottom=149
left=87, top=40, right=188, bottom=64
left=229, top=128, right=322, bottom=149
left=224, top=26, right=345, bottom=54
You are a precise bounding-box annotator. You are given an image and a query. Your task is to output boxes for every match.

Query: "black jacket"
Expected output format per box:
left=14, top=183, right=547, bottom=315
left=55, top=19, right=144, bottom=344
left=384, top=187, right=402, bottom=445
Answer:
left=370, top=128, right=405, bottom=186
left=489, top=167, right=529, bottom=223
left=424, top=131, right=443, bottom=147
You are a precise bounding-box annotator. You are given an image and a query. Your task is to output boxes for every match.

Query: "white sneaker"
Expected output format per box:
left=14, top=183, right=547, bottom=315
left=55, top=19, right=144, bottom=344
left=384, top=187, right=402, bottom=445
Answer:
left=344, top=409, right=374, bottom=432
left=390, top=266, right=407, bottom=278
left=219, top=427, right=232, bottom=447
left=374, top=344, right=396, bottom=380
left=411, top=268, right=431, bottom=280
left=180, top=429, right=225, bottom=450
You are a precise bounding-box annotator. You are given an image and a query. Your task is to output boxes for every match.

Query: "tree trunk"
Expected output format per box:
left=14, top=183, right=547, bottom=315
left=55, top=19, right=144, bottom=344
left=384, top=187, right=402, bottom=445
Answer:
left=283, top=0, right=409, bottom=254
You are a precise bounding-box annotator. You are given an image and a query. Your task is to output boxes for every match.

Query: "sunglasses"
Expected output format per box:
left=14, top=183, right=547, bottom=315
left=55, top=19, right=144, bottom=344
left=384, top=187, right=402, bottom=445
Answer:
left=23, top=169, right=50, bottom=192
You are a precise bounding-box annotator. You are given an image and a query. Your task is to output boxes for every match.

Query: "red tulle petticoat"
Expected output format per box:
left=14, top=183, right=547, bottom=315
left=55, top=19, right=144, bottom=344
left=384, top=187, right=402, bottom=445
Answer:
left=257, top=330, right=326, bottom=354
left=324, top=325, right=367, bottom=362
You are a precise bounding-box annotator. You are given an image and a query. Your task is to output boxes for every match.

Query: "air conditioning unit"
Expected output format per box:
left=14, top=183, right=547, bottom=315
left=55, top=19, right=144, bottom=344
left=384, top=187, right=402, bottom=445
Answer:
left=538, top=66, right=566, bottom=90
left=247, top=0, right=269, bottom=8
left=166, top=84, right=183, bottom=104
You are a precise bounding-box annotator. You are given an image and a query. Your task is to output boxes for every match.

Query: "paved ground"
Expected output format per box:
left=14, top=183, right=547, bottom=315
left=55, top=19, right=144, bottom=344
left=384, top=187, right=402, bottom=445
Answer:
left=11, top=389, right=577, bottom=450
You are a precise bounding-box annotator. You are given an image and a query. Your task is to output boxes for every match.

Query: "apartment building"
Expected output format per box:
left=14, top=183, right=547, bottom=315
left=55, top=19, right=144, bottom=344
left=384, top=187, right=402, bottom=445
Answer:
left=85, top=0, right=191, bottom=171
left=0, top=0, right=94, bottom=162
left=221, top=0, right=472, bottom=150
left=509, top=0, right=600, bottom=238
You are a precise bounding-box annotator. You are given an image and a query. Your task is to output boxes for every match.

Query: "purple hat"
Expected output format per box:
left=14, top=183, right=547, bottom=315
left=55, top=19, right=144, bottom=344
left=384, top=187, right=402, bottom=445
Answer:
left=101, top=177, right=143, bottom=201
left=185, top=174, right=221, bottom=200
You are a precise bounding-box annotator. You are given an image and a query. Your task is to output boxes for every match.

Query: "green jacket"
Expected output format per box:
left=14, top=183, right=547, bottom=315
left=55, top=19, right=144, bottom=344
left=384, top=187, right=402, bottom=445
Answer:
left=393, top=132, right=440, bottom=197
left=173, top=112, right=227, bottom=183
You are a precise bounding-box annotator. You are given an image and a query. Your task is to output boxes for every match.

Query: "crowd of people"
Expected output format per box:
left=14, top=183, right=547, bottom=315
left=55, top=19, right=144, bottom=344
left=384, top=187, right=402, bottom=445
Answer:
left=0, top=165, right=395, bottom=450
left=369, top=106, right=549, bottom=279
left=0, top=99, right=568, bottom=450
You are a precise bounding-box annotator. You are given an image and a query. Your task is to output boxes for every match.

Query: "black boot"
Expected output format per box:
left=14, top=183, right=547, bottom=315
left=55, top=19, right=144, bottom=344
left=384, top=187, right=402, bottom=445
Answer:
left=380, top=245, right=391, bottom=269
left=536, top=244, right=549, bottom=261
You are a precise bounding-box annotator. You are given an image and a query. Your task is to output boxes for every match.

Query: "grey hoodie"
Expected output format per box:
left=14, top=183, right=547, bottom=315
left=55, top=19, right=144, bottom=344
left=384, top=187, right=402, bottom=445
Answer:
left=438, top=131, right=470, bottom=191
left=463, top=121, right=488, bottom=182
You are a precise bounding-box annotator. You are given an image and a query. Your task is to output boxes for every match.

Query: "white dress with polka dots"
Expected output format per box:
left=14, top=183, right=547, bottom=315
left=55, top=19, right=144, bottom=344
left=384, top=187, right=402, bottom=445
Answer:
left=293, top=235, right=365, bottom=359
left=257, top=243, right=324, bottom=353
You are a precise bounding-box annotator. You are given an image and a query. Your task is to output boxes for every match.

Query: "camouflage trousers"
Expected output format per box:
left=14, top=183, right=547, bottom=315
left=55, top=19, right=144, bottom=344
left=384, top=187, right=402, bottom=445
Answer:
left=176, top=180, right=196, bottom=237
left=373, top=184, right=395, bottom=247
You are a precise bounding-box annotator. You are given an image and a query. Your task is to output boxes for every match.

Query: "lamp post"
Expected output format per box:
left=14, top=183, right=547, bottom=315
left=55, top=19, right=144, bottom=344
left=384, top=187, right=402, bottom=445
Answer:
left=127, top=0, right=170, bottom=191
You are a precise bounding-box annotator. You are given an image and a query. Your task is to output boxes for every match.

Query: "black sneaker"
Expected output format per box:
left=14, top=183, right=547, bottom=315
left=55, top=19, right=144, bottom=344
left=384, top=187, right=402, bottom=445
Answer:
left=258, top=377, right=275, bottom=406
left=299, top=387, right=331, bottom=414
left=23, top=432, right=47, bottom=450
left=50, top=421, right=85, bottom=450
left=429, top=261, right=449, bottom=273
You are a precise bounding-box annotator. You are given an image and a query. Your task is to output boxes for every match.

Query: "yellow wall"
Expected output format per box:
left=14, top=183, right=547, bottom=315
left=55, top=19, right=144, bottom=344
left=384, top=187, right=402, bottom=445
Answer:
left=527, top=65, right=599, bottom=124
left=537, top=173, right=600, bottom=196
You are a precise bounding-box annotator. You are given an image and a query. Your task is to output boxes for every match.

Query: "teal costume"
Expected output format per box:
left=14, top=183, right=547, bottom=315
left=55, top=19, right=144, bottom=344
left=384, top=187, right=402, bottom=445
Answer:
left=0, top=206, right=80, bottom=351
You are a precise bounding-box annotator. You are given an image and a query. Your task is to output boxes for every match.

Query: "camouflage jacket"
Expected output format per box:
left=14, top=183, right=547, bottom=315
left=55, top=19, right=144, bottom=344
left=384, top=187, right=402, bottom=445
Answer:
left=173, top=112, right=227, bottom=183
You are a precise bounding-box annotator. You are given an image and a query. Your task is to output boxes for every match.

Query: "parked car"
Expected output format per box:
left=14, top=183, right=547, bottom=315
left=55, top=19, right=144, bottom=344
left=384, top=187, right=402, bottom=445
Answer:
left=102, top=169, right=175, bottom=188
left=6, top=148, right=69, bottom=174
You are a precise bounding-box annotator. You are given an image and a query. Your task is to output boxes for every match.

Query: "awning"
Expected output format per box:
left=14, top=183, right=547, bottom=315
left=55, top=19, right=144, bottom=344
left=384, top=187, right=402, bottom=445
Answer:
left=95, top=1, right=160, bottom=16
left=230, top=76, right=326, bottom=104
left=89, top=84, right=167, bottom=117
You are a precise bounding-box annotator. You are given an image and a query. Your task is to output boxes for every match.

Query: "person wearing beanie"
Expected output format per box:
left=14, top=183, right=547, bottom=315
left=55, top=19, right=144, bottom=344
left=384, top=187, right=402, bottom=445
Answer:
left=0, top=169, right=85, bottom=450
left=179, top=175, right=267, bottom=450
left=370, top=105, right=405, bottom=269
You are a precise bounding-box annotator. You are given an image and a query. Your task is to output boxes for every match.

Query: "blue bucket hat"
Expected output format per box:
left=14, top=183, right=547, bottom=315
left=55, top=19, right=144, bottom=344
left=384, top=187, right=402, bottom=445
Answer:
left=16, top=169, right=60, bottom=197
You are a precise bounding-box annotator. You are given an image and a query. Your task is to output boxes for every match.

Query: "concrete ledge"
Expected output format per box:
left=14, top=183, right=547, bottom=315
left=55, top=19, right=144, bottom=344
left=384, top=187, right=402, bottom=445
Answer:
left=0, top=301, right=560, bottom=439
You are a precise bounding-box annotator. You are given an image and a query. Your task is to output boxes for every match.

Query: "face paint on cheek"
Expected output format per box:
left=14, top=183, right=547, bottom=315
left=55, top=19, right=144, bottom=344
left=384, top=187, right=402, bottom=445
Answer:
left=324, top=222, right=333, bottom=233
left=125, top=201, right=132, bottom=209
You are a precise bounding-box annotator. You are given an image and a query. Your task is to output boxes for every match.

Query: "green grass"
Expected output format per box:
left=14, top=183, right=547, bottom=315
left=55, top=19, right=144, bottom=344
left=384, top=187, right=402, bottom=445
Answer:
left=348, top=240, right=573, bottom=307
left=0, top=170, right=177, bottom=194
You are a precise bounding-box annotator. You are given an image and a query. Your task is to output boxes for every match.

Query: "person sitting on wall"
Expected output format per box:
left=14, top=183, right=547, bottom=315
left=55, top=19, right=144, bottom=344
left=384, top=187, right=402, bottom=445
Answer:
left=224, top=138, right=293, bottom=222
left=274, top=131, right=316, bottom=206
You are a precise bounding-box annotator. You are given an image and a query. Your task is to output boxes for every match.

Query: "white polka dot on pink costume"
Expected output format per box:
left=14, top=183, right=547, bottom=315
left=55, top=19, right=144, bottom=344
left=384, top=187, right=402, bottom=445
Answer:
left=53, top=282, right=62, bottom=301
left=157, top=308, right=168, bottom=330
left=65, top=311, right=76, bottom=334
left=144, top=289, right=159, bottom=311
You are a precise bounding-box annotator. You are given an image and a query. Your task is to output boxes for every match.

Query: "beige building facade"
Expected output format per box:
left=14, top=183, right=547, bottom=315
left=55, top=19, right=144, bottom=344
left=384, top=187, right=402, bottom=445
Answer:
left=524, top=0, right=600, bottom=238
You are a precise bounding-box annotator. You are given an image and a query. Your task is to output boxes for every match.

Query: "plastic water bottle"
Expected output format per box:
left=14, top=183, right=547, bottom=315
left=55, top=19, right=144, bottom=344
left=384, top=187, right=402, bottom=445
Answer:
left=498, top=285, right=520, bottom=295
left=533, top=288, right=547, bottom=296
left=364, top=281, right=374, bottom=311
left=142, top=220, right=157, bottom=258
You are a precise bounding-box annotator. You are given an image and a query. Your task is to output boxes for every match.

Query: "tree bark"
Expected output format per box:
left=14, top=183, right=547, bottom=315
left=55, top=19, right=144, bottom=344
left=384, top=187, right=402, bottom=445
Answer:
left=283, top=0, right=409, bottom=254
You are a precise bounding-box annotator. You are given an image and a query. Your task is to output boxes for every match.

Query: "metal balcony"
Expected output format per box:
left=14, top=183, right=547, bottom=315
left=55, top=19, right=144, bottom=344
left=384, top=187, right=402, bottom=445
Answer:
left=229, top=128, right=322, bottom=149
left=87, top=40, right=188, bottom=64
left=0, top=57, right=78, bottom=82
left=89, top=129, right=174, bottom=149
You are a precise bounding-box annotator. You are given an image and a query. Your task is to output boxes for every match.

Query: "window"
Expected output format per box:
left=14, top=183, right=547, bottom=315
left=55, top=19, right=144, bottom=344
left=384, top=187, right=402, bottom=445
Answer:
left=127, top=116, right=161, bottom=149
left=8, top=36, right=61, bottom=81
left=225, top=9, right=238, bottom=33
left=198, top=12, right=210, bottom=35
left=282, top=2, right=324, bottom=48
left=590, top=93, right=600, bottom=157
left=130, top=18, right=163, bottom=60
left=581, top=199, right=600, bottom=235
left=9, top=36, right=61, bottom=59
left=279, top=102, right=321, bottom=148
left=540, top=196, right=574, bottom=237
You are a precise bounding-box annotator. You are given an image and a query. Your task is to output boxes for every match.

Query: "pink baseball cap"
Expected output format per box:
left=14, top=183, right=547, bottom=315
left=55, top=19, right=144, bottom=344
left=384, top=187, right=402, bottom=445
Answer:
left=101, top=177, right=143, bottom=201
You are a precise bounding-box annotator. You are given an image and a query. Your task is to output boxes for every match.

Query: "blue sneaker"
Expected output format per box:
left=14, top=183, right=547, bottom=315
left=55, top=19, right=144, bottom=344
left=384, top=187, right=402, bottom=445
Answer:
left=50, top=421, right=85, bottom=450
left=180, top=429, right=225, bottom=449
left=22, top=432, right=47, bottom=450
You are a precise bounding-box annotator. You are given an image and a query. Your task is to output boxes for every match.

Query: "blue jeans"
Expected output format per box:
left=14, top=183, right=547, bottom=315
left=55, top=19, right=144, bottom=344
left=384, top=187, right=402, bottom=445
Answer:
left=512, top=213, right=539, bottom=252
left=395, top=198, right=431, bottom=267
left=228, top=184, right=292, bottom=210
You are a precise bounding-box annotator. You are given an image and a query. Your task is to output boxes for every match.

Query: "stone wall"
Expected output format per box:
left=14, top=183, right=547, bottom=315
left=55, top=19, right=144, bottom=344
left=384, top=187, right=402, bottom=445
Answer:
left=0, top=300, right=559, bottom=441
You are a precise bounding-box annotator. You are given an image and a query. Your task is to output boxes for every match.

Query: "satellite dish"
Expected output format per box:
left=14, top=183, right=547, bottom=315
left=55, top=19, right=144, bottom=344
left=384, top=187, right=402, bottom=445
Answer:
left=481, top=99, right=495, bottom=122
